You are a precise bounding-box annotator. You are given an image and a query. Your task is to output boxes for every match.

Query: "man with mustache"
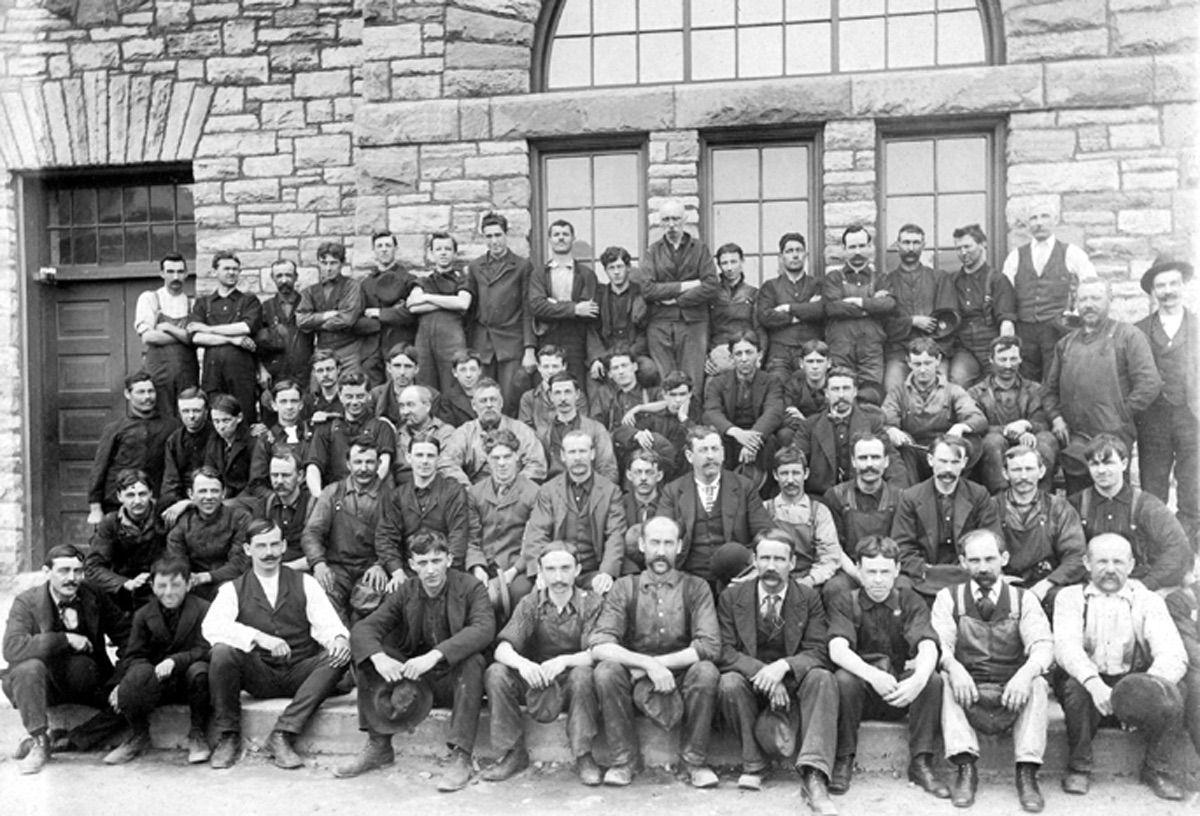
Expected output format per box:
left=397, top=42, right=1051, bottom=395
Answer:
left=256, top=259, right=314, bottom=395
left=758, top=233, right=824, bottom=380
left=590, top=516, right=722, bottom=788
left=357, top=231, right=417, bottom=388
left=440, top=379, right=547, bottom=486
left=1054, top=533, right=1189, bottom=800
left=881, top=225, right=954, bottom=394
left=85, top=468, right=168, bottom=612
left=703, top=331, right=784, bottom=480
left=796, top=366, right=909, bottom=497
left=716, top=530, right=839, bottom=810
left=822, top=434, right=904, bottom=594
left=945, top=224, right=1016, bottom=388
left=482, top=542, right=604, bottom=785
left=992, top=446, right=1086, bottom=615
left=249, top=446, right=312, bottom=572
left=1135, top=253, right=1198, bottom=546
left=707, top=243, right=766, bottom=374
left=621, top=449, right=666, bottom=574
left=188, top=252, right=262, bottom=424
left=246, top=380, right=313, bottom=500
left=968, top=336, right=1058, bottom=494
left=165, top=467, right=252, bottom=602
left=160, top=387, right=213, bottom=518
left=203, top=518, right=351, bottom=770
left=762, top=446, right=843, bottom=592
left=296, top=241, right=365, bottom=374
left=1043, top=277, right=1162, bottom=494
left=1001, top=202, right=1098, bottom=382
left=336, top=529, right=494, bottom=791
left=930, top=529, right=1054, bottom=811
left=822, top=225, right=895, bottom=405
left=1068, top=434, right=1191, bottom=592
left=136, top=253, right=199, bottom=417
left=391, top=384, right=455, bottom=481
left=890, top=434, right=1000, bottom=600
left=537, top=373, right=618, bottom=484
left=304, top=369, right=396, bottom=497
left=370, top=344, right=444, bottom=429
left=2, top=544, right=131, bottom=774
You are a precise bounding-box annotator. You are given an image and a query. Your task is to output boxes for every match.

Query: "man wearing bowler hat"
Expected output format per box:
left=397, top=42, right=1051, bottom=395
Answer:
left=930, top=529, right=1054, bottom=812
left=716, top=530, right=839, bottom=812
left=1053, top=533, right=1190, bottom=800
left=1135, top=252, right=1198, bottom=546
left=335, top=529, right=494, bottom=791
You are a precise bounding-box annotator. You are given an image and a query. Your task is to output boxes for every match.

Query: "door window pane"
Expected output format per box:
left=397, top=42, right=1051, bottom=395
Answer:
left=542, top=149, right=643, bottom=269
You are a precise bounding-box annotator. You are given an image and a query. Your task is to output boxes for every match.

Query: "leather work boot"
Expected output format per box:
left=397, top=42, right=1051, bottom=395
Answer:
left=576, top=753, right=602, bottom=786
left=18, top=733, right=50, bottom=775
left=907, top=753, right=950, bottom=798
left=266, top=730, right=304, bottom=769
left=186, top=729, right=211, bottom=764
left=1140, top=767, right=1185, bottom=801
left=103, top=729, right=151, bottom=765
left=1015, top=762, right=1045, bottom=812
left=801, top=767, right=838, bottom=816
left=209, top=732, right=241, bottom=770
left=437, top=746, right=474, bottom=792
left=829, top=755, right=853, bottom=794
left=482, top=747, right=529, bottom=782
left=335, top=734, right=395, bottom=779
left=951, top=758, right=978, bottom=808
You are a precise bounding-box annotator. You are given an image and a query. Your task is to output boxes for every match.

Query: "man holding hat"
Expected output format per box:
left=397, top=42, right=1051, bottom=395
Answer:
left=931, top=529, right=1054, bottom=811
left=1053, top=533, right=1189, bottom=800
left=715, top=529, right=839, bottom=812
left=335, top=529, right=494, bottom=791
left=482, top=542, right=604, bottom=785
left=1135, top=252, right=1198, bottom=545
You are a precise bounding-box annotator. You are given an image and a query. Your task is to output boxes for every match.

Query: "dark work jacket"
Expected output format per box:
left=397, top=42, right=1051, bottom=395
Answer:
left=640, top=232, right=721, bottom=324
left=659, top=470, right=773, bottom=566
left=703, top=369, right=785, bottom=437
left=891, top=478, right=1001, bottom=581
left=257, top=292, right=314, bottom=388
left=88, top=410, right=180, bottom=506
left=796, top=404, right=908, bottom=495
left=202, top=424, right=254, bottom=498
left=717, top=578, right=829, bottom=681
left=468, top=249, right=535, bottom=363
left=112, top=594, right=210, bottom=684
left=162, top=424, right=213, bottom=506
left=86, top=507, right=168, bottom=596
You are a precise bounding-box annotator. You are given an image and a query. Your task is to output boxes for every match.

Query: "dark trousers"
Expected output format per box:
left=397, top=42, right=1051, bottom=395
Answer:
left=116, top=659, right=209, bottom=732
left=209, top=643, right=347, bottom=736
left=827, top=323, right=885, bottom=401
left=1186, top=667, right=1200, bottom=757
left=539, top=325, right=590, bottom=398
left=834, top=667, right=942, bottom=759
left=594, top=659, right=719, bottom=768
left=361, top=653, right=486, bottom=752
left=1056, top=671, right=1178, bottom=774
left=647, top=319, right=708, bottom=409
left=1138, top=401, right=1199, bottom=539
left=2, top=656, right=104, bottom=735
left=483, top=357, right=530, bottom=419
left=718, top=667, right=838, bottom=775
left=1015, top=321, right=1063, bottom=383
left=485, top=662, right=598, bottom=758
left=323, top=563, right=368, bottom=626
left=765, top=340, right=804, bottom=381
left=201, top=348, right=259, bottom=423
left=144, top=343, right=198, bottom=419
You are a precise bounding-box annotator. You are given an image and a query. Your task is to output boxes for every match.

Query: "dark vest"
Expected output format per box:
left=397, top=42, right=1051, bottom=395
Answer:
left=1150, top=318, right=1190, bottom=406
left=234, top=568, right=321, bottom=662
left=685, top=490, right=725, bottom=577
left=1014, top=242, right=1073, bottom=323
left=756, top=605, right=787, bottom=664
left=951, top=583, right=1025, bottom=684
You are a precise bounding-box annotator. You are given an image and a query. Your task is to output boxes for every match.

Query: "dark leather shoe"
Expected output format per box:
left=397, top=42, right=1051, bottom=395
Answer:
left=1140, top=768, right=1185, bottom=801
left=104, top=729, right=151, bottom=765
left=210, top=732, right=241, bottom=770
left=266, top=730, right=304, bottom=769
left=801, top=768, right=838, bottom=816
left=334, top=735, right=394, bottom=779
left=829, top=755, right=853, bottom=795
left=1016, top=763, right=1044, bottom=813
left=482, top=748, right=529, bottom=782
left=951, top=760, right=978, bottom=808
left=437, top=747, right=474, bottom=792
left=1060, top=771, right=1089, bottom=795
left=908, top=754, right=950, bottom=799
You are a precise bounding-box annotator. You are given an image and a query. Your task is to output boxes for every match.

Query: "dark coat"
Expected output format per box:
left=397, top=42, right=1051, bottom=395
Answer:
left=717, top=578, right=829, bottom=681
left=703, top=369, right=784, bottom=437
left=795, top=404, right=908, bottom=495
left=2, top=582, right=130, bottom=678
left=659, top=470, right=773, bottom=565
left=467, top=248, right=535, bottom=364
left=891, top=478, right=1001, bottom=580
left=112, top=594, right=210, bottom=684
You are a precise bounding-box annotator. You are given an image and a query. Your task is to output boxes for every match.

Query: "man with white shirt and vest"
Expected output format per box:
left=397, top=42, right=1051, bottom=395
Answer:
left=931, top=529, right=1054, bottom=812
left=203, top=518, right=351, bottom=770
left=1001, top=202, right=1098, bottom=381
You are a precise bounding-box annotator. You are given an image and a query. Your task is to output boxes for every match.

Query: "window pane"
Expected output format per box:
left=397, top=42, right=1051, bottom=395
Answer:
left=123, top=186, right=148, bottom=222
left=150, top=185, right=175, bottom=222
left=937, top=193, right=986, bottom=245
left=739, top=25, right=783, bottom=77
left=739, top=0, right=784, bottom=25
left=889, top=0, right=934, bottom=12
left=841, top=0, right=885, bottom=17
left=594, top=153, right=639, bottom=206
left=176, top=224, right=196, bottom=260
left=595, top=0, right=636, bottom=33
left=692, top=28, right=736, bottom=80
left=785, top=22, right=832, bottom=74
left=786, top=0, right=831, bottom=21
left=938, top=10, right=984, bottom=64
left=557, top=0, right=592, bottom=35
left=51, top=228, right=70, bottom=264
left=714, top=202, right=761, bottom=254
left=548, top=38, right=591, bottom=87
left=73, top=188, right=96, bottom=225
left=741, top=255, right=763, bottom=284
left=50, top=190, right=70, bottom=226
left=177, top=186, right=194, bottom=222
left=594, top=35, right=638, bottom=85
left=762, top=146, right=807, bottom=200
left=151, top=225, right=176, bottom=260
left=548, top=209, right=593, bottom=257
left=839, top=18, right=885, bottom=71
left=98, top=227, right=124, bottom=264
left=72, top=229, right=97, bottom=264
left=936, top=137, right=987, bottom=192
left=640, top=0, right=682, bottom=30
left=594, top=208, right=641, bottom=257
left=692, top=0, right=734, bottom=27
left=126, top=228, right=149, bottom=262
left=762, top=200, right=806, bottom=252
left=938, top=0, right=975, bottom=10
left=712, top=149, right=761, bottom=201
left=545, top=156, right=593, bottom=209
left=886, top=195, right=935, bottom=243
left=886, top=140, right=934, bottom=194
left=639, top=31, right=684, bottom=83
left=888, top=14, right=934, bottom=68
left=97, top=189, right=122, bottom=224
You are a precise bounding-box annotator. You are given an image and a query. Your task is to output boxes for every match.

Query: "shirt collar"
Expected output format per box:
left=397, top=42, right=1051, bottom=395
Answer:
left=344, top=477, right=382, bottom=498
left=969, top=579, right=996, bottom=603
left=1083, top=581, right=1137, bottom=603
left=694, top=474, right=721, bottom=493
left=860, top=587, right=902, bottom=612
left=641, top=569, right=681, bottom=590
left=548, top=257, right=575, bottom=271
left=538, top=586, right=582, bottom=615
left=757, top=581, right=788, bottom=606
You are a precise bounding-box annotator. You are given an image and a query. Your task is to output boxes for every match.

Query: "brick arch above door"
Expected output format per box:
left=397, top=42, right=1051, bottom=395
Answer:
left=0, top=75, right=214, bottom=171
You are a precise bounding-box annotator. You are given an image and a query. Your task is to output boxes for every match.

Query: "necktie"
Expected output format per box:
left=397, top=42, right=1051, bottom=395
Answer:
left=977, top=592, right=995, bottom=622
left=701, top=483, right=717, bottom=513
left=764, top=594, right=783, bottom=629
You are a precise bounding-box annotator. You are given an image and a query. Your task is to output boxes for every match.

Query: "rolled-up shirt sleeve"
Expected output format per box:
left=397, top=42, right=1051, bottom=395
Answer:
left=684, top=578, right=720, bottom=661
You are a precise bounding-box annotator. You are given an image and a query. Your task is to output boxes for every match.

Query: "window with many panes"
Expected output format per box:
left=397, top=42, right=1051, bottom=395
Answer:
left=543, top=0, right=989, bottom=89
left=706, top=140, right=814, bottom=287
left=47, top=177, right=195, bottom=270
left=539, top=148, right=644, bottom=272
left=880, top=128, right=999, bottom=272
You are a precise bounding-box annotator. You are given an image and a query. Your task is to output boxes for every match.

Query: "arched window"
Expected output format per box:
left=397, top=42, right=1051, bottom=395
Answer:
left=540, top=0, right=995, bottom=90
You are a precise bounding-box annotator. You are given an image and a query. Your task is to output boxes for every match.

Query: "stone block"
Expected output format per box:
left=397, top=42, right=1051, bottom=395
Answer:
left=1114, top=7, right=1199, bottom=55
left=260, top=101, right=305, bottom=130
left=1123, top=170, right=1180, bottom=190
left=71, top=42, right=119, bottom=70
left=357, top=100, right=460, bottom=145
left=211, top=88, right=244, bottom=115
left=276, top=6, right=320, bottom=25
left=158, top=0, right=191, bottom=28
left=462, top=154, right=528, bottom=178
left=444, top=69, right=528, bottom=97
left=451, top=0, right=540, bottom=21
left=824, top=150, right=855, bottom=171
left=445, top=41, right=528, bottom=71
left=362, top=62, right=391, bottom=102
left=1109, top=123, right=1162, bottom=149
left=419, top=156, right=466, bottom=181
left=242, top=154, right=294, bottom=177
left=1006, top=0, right=1101, bottom=35
left=247, top=85, right=295, bottom=102
left=1155, top=54, right=1197, bottom=103
left=444, top=7, right=534, bottom=45
left=207, top=56, right=269, bottom=85
left=295, top=134, right=352, bottom=168
left=121, top=38, right=163, bottom=60
left=273, top=212, right=318, bottom=237
left=1118, top=209, right=1173, bottom=234
left=297, top=186, right=342, bottom=211
left=197, top=228, right=256, bottom=253
left=492, top=87, right=674, bottom=138
left=294, top=70, right=352, bottom=98
left=852, top=64, right=1043, bottom=116
left=361, top=23, right=421, bottom=62
left=257, top=24, right=339, bottom=44
left=204, top=114, right=260, bottom=134
left=222, top=19, right=257, bottom=54
left=676, top=75, right=851, bottom=127
left=390, top=75, right=444, bottom=100
left=1045, top=58, right=1155, bottom=107
left=166, top=29, right=221, bottom=57
left=459, top=100, right=490, bottom=141
left=824, top=121, right=876, bottom=151
left=193, top=3, right=238, bottom=22
left=1007, top=129, right=1077, bottom=162
left=390, top=56, right=444, bottom=77
left=1007, top=29, right=1110, bottom=62
left=322, top=46, right=361, bottom=69
left=1058, top=106, right=1160, bottom=126
left=433, top=179, right=490, bottom=202
left=358, top=145, right=420, bottom=193
left=197, top=131, right=276, bottom=158
left=824, top=200, right=878, bottom=226
left=224, top=178, right=280, bottom=204
left=1010, top=160, right=1120, bottom=194
left=191, top=181, right=224, bottom=206
left=270, top=44, right=322, bottom=72
left=491, top=176, right=530, bottom=209
left=194, top=157, right=239, bottom=180
left=388, top=203, right=453, bottom=234
left=194, top=204, right=238, bottom=227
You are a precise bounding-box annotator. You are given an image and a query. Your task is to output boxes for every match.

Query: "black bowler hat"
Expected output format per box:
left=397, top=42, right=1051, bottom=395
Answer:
left=1140, top=253, right=1194, bottom=294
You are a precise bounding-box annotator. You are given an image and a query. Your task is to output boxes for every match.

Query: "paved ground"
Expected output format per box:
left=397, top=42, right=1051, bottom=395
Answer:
left=2, top=746, right=1197, bottom=816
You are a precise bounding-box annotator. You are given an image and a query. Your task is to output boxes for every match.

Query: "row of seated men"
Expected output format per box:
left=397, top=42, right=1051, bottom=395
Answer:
left=3, top=514, right=1198, bottom=816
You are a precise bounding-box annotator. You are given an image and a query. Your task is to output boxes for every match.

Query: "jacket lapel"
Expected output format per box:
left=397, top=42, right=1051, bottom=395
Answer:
left=734, top=583, right=758, bottom=658
left=917, top=483, right=940, bottom=562
left=720, top=474, right=739, bottom=541
left=783, top=584, right=803, bottom=655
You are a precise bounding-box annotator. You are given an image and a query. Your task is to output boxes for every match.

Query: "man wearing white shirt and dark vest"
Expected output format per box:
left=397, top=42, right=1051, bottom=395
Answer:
left=203, top=518, right=351, bottom=770
left=1001, top=202, right=1098, bottom=381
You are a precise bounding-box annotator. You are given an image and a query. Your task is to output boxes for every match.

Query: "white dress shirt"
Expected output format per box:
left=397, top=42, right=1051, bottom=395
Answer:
left=202, top=570, right=348, bottom=653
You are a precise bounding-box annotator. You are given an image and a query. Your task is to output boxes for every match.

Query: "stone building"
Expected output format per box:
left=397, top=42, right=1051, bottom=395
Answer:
left=0, top=0, right=1194, bottom=572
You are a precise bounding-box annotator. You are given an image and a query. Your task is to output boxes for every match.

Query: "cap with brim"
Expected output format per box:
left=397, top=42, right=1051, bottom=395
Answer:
left=1112, top=673, right=1183, bottom=733
left=526, top=681, right=567, bottom=724
left=964, top=682, right=1019, bottom=736
left=710, top=542, right=756, bottom=587
left=754, top=706, right=800, bottom=757
left=362, top=676, right=434, bottom=735
left=632, top=677, right=684, bottom=730
left=930, top=309, right=961, bottom=340
left=1140, top=253, right=1194, bottom=294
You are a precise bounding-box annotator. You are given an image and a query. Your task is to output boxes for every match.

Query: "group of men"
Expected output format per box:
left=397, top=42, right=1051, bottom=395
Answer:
left=3, top=198, right=1198, bottom=813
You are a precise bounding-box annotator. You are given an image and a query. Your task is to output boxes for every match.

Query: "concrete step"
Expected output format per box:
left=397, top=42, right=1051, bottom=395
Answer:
left=4, top=693, right=1198, bottom=780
